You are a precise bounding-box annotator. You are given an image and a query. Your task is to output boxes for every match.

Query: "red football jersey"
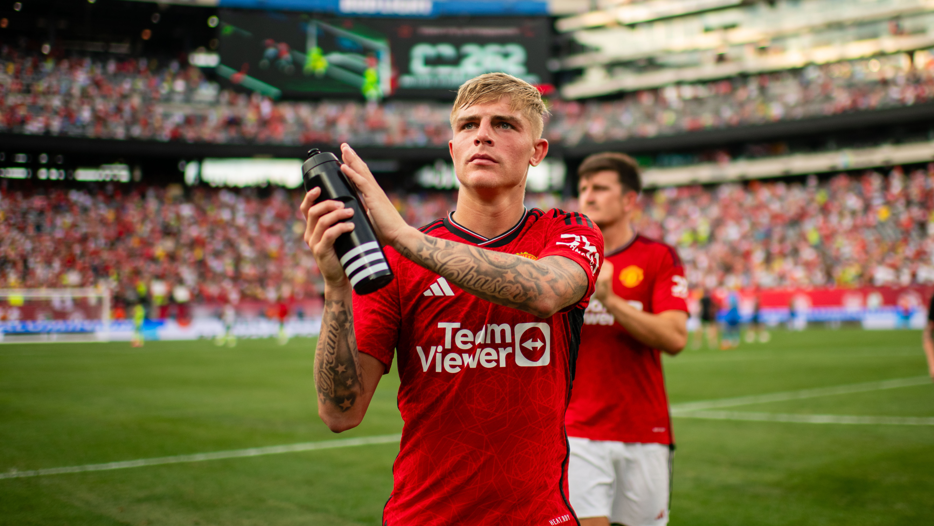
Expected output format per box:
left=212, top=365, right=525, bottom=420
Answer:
left=353, top=208, right=603, bottom=526
left=565, top=235, right=688, bottom=445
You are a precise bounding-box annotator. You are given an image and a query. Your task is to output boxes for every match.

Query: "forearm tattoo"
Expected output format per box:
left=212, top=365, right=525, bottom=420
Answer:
left=399, top=236, right=588, bottom=316
left=315, top=298, right=362, bottom=412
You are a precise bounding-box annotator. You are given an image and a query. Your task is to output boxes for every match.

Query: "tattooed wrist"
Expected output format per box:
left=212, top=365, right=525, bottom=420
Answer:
left=314, top=297, right=362, bottom=412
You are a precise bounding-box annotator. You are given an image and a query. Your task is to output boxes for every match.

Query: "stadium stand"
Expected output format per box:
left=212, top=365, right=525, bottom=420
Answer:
left=2, top=47, right=932, bottom=147
left=2, top=0, right=933, bottom=333
left=3, top=166, right=932, bottom=306
left=634, top=167, right=934, bottom=291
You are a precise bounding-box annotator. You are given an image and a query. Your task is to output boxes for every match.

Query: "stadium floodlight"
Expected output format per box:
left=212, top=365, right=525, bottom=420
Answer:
left=74, top=164, right=132, bottom=183
left=0, top=288, right=112, bottom=344
left=0, top=168, right=29, bottom=179
left=190, top=158, right=304, bottom=188
left=189, top=51, right=220, bottom=67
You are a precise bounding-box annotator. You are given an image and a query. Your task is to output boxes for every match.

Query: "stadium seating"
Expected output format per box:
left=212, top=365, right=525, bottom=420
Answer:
left=3, top=46, right=933, bottom=314
left=634, top=167, right=934, bottom=291
left=3, top=167, right=932, bottom=311
left=2, top=49, right=932, bottom=146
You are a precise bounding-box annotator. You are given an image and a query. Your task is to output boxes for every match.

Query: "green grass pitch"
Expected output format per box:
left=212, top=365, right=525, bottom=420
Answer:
left=1, top=329, right=932, bottom=525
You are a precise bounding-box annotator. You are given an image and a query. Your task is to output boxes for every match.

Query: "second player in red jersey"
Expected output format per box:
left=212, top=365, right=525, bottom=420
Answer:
left=567, top=234, right=687, bottom=444
left=565, top=153, right=689, bottom=526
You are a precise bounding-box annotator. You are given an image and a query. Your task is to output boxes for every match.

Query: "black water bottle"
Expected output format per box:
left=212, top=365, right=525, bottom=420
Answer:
left=302, top=148, right=394, bottom=295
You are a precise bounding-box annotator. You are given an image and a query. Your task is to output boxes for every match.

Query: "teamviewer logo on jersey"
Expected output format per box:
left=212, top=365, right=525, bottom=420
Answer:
left=514, top=323, right=550, bottom=367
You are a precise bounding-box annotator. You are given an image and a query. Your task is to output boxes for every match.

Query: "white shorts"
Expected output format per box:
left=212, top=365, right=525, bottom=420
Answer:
left=568, top=437, right=672, bottom=526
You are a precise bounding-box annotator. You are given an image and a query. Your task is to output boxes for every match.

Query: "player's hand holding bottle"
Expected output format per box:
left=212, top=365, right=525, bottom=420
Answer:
left=300, top=186, right=356, bottom=290
left=337, top=143, right=414, bottom=249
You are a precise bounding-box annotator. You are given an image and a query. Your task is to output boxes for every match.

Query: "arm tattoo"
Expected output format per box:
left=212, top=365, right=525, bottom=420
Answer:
left=314, top=298, right=362, bottom=412
left=398, top=236, right=589, bottom=316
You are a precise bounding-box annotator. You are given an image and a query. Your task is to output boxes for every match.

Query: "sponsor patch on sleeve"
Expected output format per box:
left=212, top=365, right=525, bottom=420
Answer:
left=555, top=234, right=599, bottom=274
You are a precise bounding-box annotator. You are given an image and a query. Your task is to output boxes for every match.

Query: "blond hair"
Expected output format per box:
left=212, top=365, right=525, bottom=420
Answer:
left=450, top=72, right=549, bottom=139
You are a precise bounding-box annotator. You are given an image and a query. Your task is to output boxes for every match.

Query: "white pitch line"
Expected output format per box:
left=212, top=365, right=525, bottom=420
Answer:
left=671, top=348, right=919, bottom=364
left=0, top=434, right=401, bottom=481
left=4, top=378, right=928, bottom=480
left=675, top=411, right=934, bottom=426
left=670, top=376, right=930, bottom=413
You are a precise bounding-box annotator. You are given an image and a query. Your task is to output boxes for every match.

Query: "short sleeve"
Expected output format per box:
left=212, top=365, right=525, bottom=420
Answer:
left=537, top=210, right=604, bottom=311
left=352, top=252, right=402, bottom=373
left=652, top=247, right=689, bottom=314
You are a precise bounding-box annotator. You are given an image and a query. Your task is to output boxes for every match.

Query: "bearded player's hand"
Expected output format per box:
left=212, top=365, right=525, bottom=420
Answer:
left=300, top=186, right=356, bottom=289
left=593, top=260, right=615, bottom=304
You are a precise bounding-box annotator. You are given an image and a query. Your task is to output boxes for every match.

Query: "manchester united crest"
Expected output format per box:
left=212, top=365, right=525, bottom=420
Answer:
left=619, top=265, right=644, bottom=288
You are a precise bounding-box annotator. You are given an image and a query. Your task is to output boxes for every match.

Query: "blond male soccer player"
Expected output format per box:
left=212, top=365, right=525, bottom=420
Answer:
left=566, top=153, right=689, bottom=526
left=300, top=73, right=603, bottom=525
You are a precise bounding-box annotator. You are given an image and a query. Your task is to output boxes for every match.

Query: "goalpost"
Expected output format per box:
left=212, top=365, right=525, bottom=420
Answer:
left=0, top=288, right=112, bottom=344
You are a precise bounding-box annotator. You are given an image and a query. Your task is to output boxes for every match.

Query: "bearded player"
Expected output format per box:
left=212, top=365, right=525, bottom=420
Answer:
left=300, top=73, right=603, bottom=525
left=566, top=152, right=688, bottom=526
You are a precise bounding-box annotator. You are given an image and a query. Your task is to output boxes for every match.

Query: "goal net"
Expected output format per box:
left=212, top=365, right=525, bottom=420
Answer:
left=0, top=288, right=113, bottom=343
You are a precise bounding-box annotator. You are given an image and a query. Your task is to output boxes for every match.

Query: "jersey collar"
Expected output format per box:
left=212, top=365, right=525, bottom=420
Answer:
left=443, top=207, right=530, bottom=248
left=605, top=232, right=639, bottom=258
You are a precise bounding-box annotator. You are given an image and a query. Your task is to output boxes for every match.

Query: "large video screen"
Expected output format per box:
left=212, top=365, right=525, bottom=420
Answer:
left=218, top=10, right=550, bottom=100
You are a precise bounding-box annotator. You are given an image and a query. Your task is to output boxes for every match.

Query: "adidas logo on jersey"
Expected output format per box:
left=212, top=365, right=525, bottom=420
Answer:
left=423, top=277, right=455, bottom=297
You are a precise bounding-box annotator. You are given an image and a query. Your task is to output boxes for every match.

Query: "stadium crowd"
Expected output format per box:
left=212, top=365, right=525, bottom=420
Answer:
left=1, top=47, right=932, bottom=147
left=2, top=165, right=933, bottom=307
left=0, top=183, right=316, bottom=309
left=635, top=165, right=934, bottom=292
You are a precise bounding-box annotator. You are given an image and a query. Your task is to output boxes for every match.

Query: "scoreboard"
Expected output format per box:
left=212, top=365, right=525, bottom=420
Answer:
left=218, top=10, right=550, bottom=100
left=394, top=22, right=546, bottom=92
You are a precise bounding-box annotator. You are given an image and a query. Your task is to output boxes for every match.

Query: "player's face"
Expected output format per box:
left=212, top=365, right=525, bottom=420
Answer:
left=448, top=96, right=548, bottom=192
left=578, top=170, right=637, bottom=227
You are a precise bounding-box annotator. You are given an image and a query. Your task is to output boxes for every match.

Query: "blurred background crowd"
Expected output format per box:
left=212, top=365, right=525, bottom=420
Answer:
left=2, top=48, right=932, bottom=148
left=2, top=0, right=934, bottom=326
left=3, top=164, right=933, bottom=310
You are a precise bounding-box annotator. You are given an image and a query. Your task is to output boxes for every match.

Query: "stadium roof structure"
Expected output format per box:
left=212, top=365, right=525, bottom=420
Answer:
left=555, top=0, right=934, bottom=99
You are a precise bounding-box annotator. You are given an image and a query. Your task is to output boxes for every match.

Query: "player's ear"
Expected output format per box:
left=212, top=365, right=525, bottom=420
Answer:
left=625, top=189, right=639, bottom=208
left=529, top=138, right=548, bottom=167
